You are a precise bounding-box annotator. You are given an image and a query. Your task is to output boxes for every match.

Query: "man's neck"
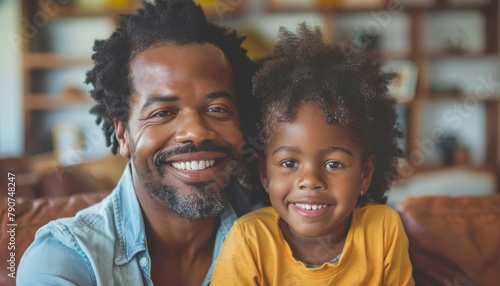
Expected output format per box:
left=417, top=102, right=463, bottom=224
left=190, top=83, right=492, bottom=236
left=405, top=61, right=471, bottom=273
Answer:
left=137, top=184, right=219, bottom=285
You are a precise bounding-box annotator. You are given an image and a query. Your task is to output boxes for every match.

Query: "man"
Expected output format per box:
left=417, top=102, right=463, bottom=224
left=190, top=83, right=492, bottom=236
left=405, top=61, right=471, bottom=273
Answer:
left=17, top=0, right=264, bottom=285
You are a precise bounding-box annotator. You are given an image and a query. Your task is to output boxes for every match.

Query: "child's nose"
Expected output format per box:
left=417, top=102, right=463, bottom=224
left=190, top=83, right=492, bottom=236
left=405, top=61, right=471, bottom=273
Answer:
left=298, top=167, right=327, bottom=191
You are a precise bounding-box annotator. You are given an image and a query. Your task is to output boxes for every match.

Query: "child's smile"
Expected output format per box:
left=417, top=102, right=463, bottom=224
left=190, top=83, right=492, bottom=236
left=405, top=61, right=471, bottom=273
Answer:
left=290, top=201, right=332, bottom=219
left=261, top=103, right=374, bottom=239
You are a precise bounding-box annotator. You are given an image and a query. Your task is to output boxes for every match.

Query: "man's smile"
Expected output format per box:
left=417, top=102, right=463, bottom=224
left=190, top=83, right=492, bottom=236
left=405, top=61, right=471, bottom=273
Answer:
left=171, top=159, right=216, bottom=170
left=157, top=151, right=232, bottom=183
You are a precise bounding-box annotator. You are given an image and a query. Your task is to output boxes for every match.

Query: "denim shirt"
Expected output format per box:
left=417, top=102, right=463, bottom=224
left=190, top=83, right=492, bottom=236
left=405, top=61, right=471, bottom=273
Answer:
left=17, top=163, right=246, bottom=286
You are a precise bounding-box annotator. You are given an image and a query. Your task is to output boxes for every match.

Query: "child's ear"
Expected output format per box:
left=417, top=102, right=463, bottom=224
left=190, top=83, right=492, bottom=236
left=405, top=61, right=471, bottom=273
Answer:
left=360, top=155, right=375, bottom=195
left=257, top=154, right=270, bottom=193
left=114, top=119, right=130, bottom=158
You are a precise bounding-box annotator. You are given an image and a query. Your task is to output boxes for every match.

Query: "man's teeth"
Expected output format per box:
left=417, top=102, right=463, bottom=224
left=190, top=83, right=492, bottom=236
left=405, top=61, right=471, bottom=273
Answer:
left=294, top=203, right=329, bottom=210
left=171, top=159, right=216, bottom=171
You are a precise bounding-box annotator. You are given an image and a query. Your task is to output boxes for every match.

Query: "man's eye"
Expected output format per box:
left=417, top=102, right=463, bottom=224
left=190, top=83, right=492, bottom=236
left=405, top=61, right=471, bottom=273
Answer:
left=153, top=110, right=172, bottom=117
left=325, top=161, right=343, bottom=170
left=206, top=106, right=226, bottom=113
left=280, top=160, right=299, bottom=168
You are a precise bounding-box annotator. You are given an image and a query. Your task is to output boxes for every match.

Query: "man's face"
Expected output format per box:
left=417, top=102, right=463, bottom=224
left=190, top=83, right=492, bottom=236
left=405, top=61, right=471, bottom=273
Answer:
left=116, top=43, right=244, bottom=220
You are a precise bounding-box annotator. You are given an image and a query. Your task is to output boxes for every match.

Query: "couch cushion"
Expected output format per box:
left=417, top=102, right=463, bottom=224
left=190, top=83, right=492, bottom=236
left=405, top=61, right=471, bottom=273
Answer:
left=397, top=195, right=500, bottom=286
left=0, top=191, right=110, bottom=285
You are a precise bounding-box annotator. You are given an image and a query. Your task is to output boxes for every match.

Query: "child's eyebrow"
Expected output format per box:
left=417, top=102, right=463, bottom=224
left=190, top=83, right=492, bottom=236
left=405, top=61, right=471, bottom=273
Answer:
left=271, top=145, right=299, bottom=156
left=271, top=146, right=353, bottom=157
left=321, top=146, right=353, bottom=157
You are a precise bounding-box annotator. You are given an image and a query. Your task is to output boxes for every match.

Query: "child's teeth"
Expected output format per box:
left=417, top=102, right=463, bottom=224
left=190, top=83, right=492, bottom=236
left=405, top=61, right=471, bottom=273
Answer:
left=295, top=203, right=328, bottom=210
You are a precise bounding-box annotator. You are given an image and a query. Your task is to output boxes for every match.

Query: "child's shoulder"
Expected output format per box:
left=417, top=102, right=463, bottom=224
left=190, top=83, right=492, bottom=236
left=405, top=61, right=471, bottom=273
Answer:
left=235, top=206, right=278, bottom=225
left=354, top=203, right=401, bottom=223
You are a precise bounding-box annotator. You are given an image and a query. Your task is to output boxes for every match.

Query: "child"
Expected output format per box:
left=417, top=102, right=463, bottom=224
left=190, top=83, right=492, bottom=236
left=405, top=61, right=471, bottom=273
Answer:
left=211, top=24, right=414, bottom=285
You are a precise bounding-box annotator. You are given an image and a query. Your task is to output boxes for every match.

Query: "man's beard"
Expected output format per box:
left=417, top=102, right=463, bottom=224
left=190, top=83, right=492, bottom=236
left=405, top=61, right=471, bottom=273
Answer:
left=131, top=141, right=235, bottom=220
left=147, top=181, right=229, bottom=220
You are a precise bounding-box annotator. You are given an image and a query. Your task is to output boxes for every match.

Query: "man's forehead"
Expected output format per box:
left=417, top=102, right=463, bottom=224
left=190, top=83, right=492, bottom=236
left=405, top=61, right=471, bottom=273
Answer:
left=132, top=43, right=228, bottom=65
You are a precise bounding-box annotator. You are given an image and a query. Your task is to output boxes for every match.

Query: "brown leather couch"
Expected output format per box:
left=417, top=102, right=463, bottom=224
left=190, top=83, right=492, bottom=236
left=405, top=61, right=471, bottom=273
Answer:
left=0, top=155, right=127, bottom=285
left=1, top=193, right=499, bottom=285
left=0, top=191, right=110, bottom=286
left=397, top=195, right=500, bottom=286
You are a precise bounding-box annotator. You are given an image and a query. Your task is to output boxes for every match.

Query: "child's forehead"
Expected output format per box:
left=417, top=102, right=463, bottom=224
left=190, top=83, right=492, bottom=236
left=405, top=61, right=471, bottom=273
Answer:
left=266, top=101, right=365, bottom=144
left=268, top=100, right=336, bottom=124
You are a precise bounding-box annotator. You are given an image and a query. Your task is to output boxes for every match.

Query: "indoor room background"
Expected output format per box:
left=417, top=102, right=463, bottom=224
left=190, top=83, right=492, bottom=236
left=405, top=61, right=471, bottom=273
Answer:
left=0, top=0, right=499, bottom=203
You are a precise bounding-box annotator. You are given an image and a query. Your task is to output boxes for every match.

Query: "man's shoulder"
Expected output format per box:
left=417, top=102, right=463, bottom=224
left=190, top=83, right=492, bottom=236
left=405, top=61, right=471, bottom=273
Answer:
left=37, top=194, right=116, bottom=244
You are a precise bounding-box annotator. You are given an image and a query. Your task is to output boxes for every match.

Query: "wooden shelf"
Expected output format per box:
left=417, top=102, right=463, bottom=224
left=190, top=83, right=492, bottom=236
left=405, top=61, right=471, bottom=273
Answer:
left=26, top=53, right=92, bottom=69
left=413, top=164, right=496, bottom=175
left=268, top=1, right=491, bottom=13
left=425, top=51, right=500, bottom=59
left=26, top=90, right=93, bottom=111
left=55, top=5, right=139, bottom=18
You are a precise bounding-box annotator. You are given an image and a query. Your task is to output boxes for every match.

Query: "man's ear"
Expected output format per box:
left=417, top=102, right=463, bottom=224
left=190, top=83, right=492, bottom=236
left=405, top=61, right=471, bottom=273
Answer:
left=257, top=154, right=270, bottom=193
left=114, top=119, right=130, bottom=158
left=360, top=155, right=375, bottom=195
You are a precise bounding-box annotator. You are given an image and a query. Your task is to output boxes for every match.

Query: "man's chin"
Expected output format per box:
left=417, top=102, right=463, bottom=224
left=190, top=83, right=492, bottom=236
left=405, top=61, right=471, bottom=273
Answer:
left=167, top=190, right=228, bottom=220
left=147, top=181, right=229, bottom=220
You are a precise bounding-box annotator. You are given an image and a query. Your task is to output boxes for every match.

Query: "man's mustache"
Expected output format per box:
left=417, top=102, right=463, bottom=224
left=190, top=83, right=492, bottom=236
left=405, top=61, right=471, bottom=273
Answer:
left=155, top=141, right=234, bottom=165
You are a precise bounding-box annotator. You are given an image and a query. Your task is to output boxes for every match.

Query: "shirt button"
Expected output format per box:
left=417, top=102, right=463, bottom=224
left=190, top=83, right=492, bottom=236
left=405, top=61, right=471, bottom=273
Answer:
left=140, top=257, right=149, bottom=267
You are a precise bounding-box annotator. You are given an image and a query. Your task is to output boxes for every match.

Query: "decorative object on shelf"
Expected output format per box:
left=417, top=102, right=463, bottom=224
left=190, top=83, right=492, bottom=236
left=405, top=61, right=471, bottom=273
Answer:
left=52, top=121, right=83, bottom=166
left=75, top=0, right=131, bottom=10
left=440, top=26, right=469, bottom=54
left=429, top=82, right=464, bottom=98
left=316, top=0, right=384, bottom=9
left=237, top=26, right=274, bottom=60
left=384, top=60, right=418, bottom=103
left=438, top=133, right=470, bottom=166
left=75, top=0, right=108, bottom=9
left=271, top=0, right=323, bottom=9
left=194, top=0, right=245, bottom=20
left=450, top=0, right=489, bottom=6
left=108, top=0, right=131, bottom=9
left=349, top=29, right=380, bottom=51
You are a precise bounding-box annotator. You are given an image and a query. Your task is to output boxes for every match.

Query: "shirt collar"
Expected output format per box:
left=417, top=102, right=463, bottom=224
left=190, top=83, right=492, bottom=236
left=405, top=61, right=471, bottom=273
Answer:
left=111, top=163, right=239, bottom=265
left=112, top=163, right=147, bottom=265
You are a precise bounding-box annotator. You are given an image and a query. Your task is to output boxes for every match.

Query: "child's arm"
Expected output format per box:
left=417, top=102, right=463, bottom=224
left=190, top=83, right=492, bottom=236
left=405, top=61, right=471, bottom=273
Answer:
left=211, top=220, right=260, bottom=285
left=383, top=210, right=415, bottom=286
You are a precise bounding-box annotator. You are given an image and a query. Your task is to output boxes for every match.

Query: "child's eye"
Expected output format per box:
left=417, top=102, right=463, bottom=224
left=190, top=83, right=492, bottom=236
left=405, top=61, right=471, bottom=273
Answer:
left=325, top=161, right=343, bottom=170
left=280, top=160, right=299, bottom=168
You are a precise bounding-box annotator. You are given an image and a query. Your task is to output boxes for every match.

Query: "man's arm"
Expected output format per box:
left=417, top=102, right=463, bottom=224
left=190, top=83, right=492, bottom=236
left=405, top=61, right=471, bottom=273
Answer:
left=17, top=229, right=94, bottom=286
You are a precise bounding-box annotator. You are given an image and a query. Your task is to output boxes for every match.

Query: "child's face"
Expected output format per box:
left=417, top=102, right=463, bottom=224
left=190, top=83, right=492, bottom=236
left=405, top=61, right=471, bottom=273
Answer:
left=260, top=104, right=374, bottom=238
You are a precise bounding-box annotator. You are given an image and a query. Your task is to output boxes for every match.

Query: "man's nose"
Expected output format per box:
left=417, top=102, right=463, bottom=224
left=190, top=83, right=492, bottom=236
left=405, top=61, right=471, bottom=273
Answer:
left=174, top=111, right=216, bottom=144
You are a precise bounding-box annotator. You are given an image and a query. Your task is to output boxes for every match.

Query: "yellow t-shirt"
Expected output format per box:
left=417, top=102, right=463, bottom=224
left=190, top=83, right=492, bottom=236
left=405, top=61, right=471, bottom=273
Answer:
left=211, top=205, right=414, bottom=285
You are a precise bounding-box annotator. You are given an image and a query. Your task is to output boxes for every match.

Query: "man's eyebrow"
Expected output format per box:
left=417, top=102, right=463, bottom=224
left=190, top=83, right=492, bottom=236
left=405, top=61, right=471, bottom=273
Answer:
left=206, top=91, right=234, bottom=102
left=271, top=145, right=353, bottom=157
left=140, top=95, right=178, bottom=113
